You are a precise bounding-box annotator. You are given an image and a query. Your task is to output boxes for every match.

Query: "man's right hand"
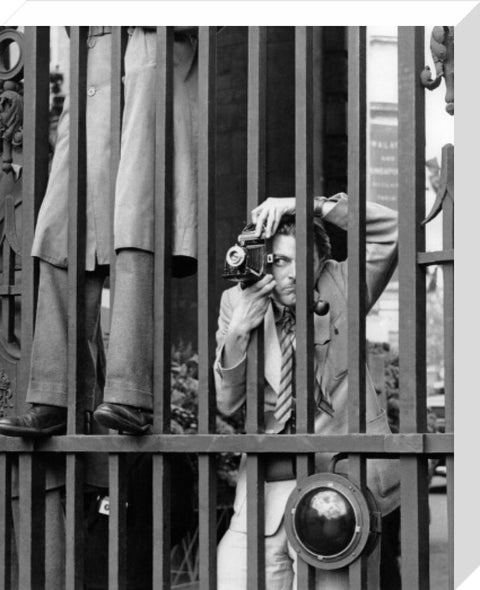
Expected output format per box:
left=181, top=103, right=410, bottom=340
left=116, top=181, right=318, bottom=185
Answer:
left=221, top=275, right=276, bottom=368
left=229, top=275, right=277, bottom=335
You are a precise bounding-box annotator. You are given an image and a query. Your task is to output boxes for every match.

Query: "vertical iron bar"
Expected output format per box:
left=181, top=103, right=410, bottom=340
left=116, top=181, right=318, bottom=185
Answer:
left=18, top=455, right=46, bottom=589
left=108, top=455, right=127, bottom=590
left=347, top=26, right=368, bottom=589
left=0, top=454, right=11, bottom=590
left=312, top=27, right=324, bottom=197
left=109, top=26, right=127, bottom=299
left=295, top=25, right=315, bottom=590
left=347, top=26, right=367, bottom=435
left=245, top=25, right=266, bottom=590
left=5, top=249, right=15, bottom=342
left=0, top=242, right=13, bottom=342
left=108, top=27, right=128, bottom=590
left=348, top=27, right=368, bottom=590
left=18, top=26, right=51, bottom=590
left=441, top=144, right=454, bottom=590
left=67, top=27, right=88, bottom=432
left=197, top=26, right=218, bottom=590
left=21, top=26, right=50, bottom=394
left=398, top=26, right=429, bottom=590
left=152, top=26, right=174, bottom=590
left=66, top=26, right=88, bottom=590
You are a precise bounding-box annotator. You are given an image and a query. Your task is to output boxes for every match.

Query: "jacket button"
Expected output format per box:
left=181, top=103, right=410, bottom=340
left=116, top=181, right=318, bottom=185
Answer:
left=87, top=37, right=96, bottom=48
left=87, top=86, right=96, bottom=97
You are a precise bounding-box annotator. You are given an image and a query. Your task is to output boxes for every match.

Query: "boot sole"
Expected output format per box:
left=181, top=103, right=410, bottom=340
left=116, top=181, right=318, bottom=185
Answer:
left=0, top=423, right=66, bottom=437
left=93, top=408, right=151, bottom=435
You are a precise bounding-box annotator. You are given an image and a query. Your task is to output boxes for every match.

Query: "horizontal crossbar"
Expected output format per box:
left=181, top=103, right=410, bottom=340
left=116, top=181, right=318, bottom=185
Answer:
left=0, top=432, right=453, bottom=455
left=417, top=249, right=454, bottom=266
left=0, top=286, right=22, bottom=297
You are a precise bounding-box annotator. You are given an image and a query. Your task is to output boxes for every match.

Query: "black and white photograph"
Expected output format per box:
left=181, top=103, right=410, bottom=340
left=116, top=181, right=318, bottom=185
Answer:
left=0, top=8, right=462, bottom=589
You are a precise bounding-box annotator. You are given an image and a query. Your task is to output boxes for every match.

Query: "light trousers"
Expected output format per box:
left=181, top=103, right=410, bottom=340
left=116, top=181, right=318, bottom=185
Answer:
left=27, top=249, right=154, bottom=411
left=217, top=522, right=380, bottom=590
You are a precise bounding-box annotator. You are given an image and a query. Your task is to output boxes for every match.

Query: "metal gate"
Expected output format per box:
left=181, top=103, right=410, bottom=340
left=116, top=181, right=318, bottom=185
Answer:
left=0, top=26, right=453, bottom=589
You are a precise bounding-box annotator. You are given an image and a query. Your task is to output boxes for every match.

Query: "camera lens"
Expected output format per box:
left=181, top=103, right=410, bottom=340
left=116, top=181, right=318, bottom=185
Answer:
left=225, top=245, right=246, bottom=268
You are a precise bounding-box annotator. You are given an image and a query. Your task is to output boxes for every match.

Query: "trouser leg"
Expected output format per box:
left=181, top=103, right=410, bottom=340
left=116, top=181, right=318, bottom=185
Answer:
left=217, top=522, right=380, bottom=590
left=12, top=487, right=66, bottom=590
left=27, top=260, right=106, bottom=410
left=103, top=249, right=154, bottom=410
left=217, top=527, right=295, bottom=590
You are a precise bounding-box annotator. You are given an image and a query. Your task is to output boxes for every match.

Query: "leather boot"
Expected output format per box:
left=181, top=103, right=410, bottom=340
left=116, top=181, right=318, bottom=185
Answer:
left=0, top=404, right=67, bottom=437
left=93, top=402, right=152, bottom=435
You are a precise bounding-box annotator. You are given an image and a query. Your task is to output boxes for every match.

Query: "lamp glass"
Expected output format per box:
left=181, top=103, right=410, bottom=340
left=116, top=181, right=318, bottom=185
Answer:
left=294, top=487, right=357, bottom=557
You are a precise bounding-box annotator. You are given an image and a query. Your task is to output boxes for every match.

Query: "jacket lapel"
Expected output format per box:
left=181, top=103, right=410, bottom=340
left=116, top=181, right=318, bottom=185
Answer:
left=313, top=309, right=332, bottom=392
left=264, top=303, right=282, bottom=394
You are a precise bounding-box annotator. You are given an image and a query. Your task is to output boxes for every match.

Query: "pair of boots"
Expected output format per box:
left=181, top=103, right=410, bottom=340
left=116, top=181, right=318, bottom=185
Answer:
left=0, top=402, right=152, bottom=437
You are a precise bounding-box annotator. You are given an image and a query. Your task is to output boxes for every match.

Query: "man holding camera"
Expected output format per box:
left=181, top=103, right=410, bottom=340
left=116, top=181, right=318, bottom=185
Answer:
left=215, top=193, right=400, bottom=589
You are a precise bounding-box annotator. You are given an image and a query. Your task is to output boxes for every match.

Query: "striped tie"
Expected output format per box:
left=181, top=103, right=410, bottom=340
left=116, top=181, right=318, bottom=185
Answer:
left=274, top=309, right=296, bottom=426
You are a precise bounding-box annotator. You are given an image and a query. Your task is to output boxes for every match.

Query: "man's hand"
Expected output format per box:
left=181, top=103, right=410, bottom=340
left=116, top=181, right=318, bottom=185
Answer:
left=252, top=196, right=335, bottom=238
left=229, top=274, right=276, bottom=334
left=251, top=197, right=296, bottom=238
left=222, top=275, right=276, bottom=368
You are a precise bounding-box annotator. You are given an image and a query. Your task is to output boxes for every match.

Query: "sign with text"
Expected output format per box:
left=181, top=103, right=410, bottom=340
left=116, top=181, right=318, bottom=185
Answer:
left=369, top=123, right=398, bottom=210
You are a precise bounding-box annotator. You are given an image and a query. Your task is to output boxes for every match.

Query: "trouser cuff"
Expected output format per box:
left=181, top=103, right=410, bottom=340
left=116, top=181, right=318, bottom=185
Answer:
left=103, top=381, right=152, bottom=411
left=26, top=384, right=68, bottom=408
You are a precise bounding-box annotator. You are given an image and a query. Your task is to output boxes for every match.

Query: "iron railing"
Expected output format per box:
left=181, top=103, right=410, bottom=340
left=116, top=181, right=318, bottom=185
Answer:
left=0, top=25, right=454, bottom=589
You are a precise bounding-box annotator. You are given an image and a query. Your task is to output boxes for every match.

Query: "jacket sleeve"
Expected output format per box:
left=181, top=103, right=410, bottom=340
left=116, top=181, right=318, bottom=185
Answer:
left=319, top=193, right=398, bottom=311
left=214, top=287, right=248, bottom=416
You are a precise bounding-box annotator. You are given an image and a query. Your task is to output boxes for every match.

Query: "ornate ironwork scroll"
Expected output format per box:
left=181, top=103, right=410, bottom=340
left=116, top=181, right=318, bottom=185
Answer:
left=420, top=26, right=455, bottom=224
left=420, top=26, right=454, bottom=116
left=0, top=28, right=24, bottom=174
left=422, top=143, right=454, bottom=225
left=0, top=367, right=13, bottom=418
left=0, top=27, right=24, bottom=415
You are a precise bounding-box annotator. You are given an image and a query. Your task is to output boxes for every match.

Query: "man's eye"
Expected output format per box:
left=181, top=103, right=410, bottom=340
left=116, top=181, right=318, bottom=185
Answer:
left=273, top=257, right=287, bottom=267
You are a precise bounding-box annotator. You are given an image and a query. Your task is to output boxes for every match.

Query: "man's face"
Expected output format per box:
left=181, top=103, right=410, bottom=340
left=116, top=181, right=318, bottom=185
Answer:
left=271, top=233, right=321, bottom=309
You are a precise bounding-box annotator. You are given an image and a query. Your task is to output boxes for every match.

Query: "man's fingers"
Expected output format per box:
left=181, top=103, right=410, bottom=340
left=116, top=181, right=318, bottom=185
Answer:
left=257, top=278, right=277, bottom=296
left=243, top=274, right=275, bottom=295
left=265, top=209, right=279, bottom=238
left=254, top=209, right=268, bottom=236
left=251, top=204, right=261, bottom=221
left=253, top=274, right=275, bottom=288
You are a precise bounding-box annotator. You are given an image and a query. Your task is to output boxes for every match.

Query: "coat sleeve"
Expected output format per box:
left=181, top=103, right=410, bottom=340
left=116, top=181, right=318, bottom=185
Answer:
left=214, top=287, right=248, bottom=416
left=320, top=193, right=398, bottom=311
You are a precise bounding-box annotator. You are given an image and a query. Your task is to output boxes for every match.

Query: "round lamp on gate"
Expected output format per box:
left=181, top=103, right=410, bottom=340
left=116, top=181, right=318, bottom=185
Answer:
left=284, top=472, right=381, bottom=570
